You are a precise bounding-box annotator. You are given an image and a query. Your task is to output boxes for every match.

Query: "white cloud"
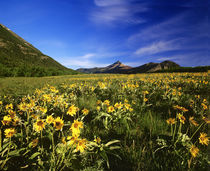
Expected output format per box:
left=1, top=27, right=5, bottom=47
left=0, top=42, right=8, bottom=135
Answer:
left=81, top=53, right=96, bottom=59
left=134, top=40, right=179, bottom=56
left=94, top=0, right=128, bottom=7
left=58, top=53, right=109, bottom=69
left=90, top=0, right=146, bottom=25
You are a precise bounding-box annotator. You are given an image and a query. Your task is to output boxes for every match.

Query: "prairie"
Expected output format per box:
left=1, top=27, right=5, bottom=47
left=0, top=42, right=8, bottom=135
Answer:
left=0, top=72, right=209, bottom=170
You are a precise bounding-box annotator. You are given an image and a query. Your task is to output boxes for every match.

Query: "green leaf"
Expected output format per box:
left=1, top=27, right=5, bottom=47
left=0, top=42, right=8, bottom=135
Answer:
left=105, top=140, right=120, bottom=147
left=29, top=152, right=41, bottom=160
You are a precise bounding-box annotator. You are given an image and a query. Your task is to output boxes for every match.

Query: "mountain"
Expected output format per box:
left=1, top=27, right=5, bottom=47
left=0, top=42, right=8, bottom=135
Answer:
left=77, top=60, right=180, bottom=74
left=77, top=61, right=132, bottom=73
left=0, top=24, right=77, bottom=76
left=126, top=60, right=180, bottom=74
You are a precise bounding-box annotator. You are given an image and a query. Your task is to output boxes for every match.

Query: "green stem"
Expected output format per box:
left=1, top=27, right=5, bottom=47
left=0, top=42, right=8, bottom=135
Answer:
left=0, top=128, right=2, bottom=150
left=170, top=125, right=173, bottom=136
left=172, top=122, right=177, bottom=142
left=1, top=138, right=11, bottom=169
left=190, top=122, right=205, bottom=140
left=41, top=130, right=43, bottom=154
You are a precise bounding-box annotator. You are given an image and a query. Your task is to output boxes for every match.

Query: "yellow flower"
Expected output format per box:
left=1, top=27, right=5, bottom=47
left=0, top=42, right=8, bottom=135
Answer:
left=114, top=102, right=123, bottom=109
left=39, top=107, right=47, bottom=114
left=96, top=106, right=101, bottom=111
left=46, top=115, right=54, bottom=124
left=54, top=117, right=64, bottom=130
left=2, top=115, right=12, bottom=126
left=177, top=113, right=186, bottom=124
left=0, top=101, right=2, bottom=105
left=13, top=117, right=20, bottom=126
left=166, top=118, right=176, bottom=125
left=190, top=145, right=199, bottom=158
left=201, top=103, right=208, bottom=110
left=5, top=103, right=13, bottom=110
left=189, top=117, right=198, bottom=126
left=103, top=100, right=110, bottom=106
left=8, top=110, right=16, bottom=119
left=31, top=138, right=39, bottom=148
left=199, top=132, right=209, bottom=146
left=107, top=106, right=115, bottom=113
left=202, top=117, right=210, bottom=124
left=82, top=108, right=89, bottom=115
left=4, top=128, right=16, bottom=138
left=67, top=105, right=78, bottom=116
left=61, top=137, right=67, bottom=145
left=124, top=99, right=128, bottom=103
left=67, top=135, right=78, bottom=146
left=124, top=103, right=131, bottom=110
left=96, top=100, right=101, bottom=105
left=70, top=120, right=83, bottom=137
left=144, top=98, right=148, bottom=102
left=18, top=102, right=28, bottom=112
left=34, top=119, right=46, bottom=132
left=76, top=139, right=87, bottom=153
left=94, top=137, right=101, bottom=144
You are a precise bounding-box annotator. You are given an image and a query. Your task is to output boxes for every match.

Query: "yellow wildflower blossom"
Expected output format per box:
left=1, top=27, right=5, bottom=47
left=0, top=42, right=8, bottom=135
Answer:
left=96, top=106, right=101, bottom=111
left=114, top=102, right=123, bottom=109
left=177, top=113, right=186, bottom=124
left=2, top=115, right=12, bottom=126
left=189, top=117, right=198, bottom=126
left=76, top=139, right=87, bottom=153
left=54, top=117, right=64, bottom=130
left=31, top=138, right=39, bottom=148
left=199, top=132, right=209, bottom=146
left=190, top=145, right=199, bottom=158
left=166, top=118, right=176, bottom=125
left=94, top=137, right=101, bottom=144
left=107, top=106, right=115, bottom=113
left=103, top=100, right=110, bottom=106
left=8, top=110, right=16, bottom=119
left=82, top=108, right=89, bottom=115
left=13, top=117, right=20, bottom=126
left=67, top=105, right=78, bottom=116
left=46, top=115, right=54, bottom=124
left=70, top=120, right=83, bottom=137
left=4, top=128, right=16, bottom=138
left=6, top=103, right=13, bottom=110
left=34, top=119, right=46, bottom=132
left=201, top=103, right=208, bottom=110
left=67, top=135, right=78, bottom=146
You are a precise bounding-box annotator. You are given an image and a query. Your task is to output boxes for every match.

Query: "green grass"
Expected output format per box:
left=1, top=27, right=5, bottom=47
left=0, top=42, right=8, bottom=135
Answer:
left=0, top=73, right=209, bottom=170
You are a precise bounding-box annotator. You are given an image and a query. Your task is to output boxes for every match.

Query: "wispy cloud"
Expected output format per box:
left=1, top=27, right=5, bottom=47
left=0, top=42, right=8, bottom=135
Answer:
left=134, top=40, right=180, bottom=56
left=129, top=10, right=208, bottom=63
left=90, top=0, right=147, bottom=26
left=59, top=53, right=109, bottom=69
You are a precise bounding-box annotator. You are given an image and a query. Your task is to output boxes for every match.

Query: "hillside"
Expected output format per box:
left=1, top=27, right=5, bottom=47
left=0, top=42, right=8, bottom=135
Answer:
left=126, top=60, right=180, bottom=74
left=77, top=61, right=132, bottom=73
left=0, top=24, right=77, bottom=76
left=77, top=60, right=180, bottom=74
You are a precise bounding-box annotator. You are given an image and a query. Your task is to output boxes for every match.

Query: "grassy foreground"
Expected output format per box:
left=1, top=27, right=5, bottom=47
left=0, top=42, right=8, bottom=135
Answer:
left=0, top=73, right=209, bottom=170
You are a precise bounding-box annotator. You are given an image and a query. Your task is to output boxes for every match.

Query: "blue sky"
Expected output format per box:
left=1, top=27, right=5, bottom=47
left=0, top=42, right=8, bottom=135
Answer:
left=0, top=0, right=209, bottom=69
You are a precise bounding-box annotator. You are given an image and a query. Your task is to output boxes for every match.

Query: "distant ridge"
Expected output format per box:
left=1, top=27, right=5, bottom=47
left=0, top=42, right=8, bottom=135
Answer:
left=0, top=24, right=77, bottom=76
left=77, top=60, right=180, bottom=74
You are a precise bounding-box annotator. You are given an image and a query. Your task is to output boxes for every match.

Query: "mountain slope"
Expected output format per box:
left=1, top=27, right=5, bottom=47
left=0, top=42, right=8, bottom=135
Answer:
left=77, top=61, right=132, bottom=73
left=77, top=60, right=180, bottom=74
left=126, top=60, right=180, bottom=74
left=0, top=24, right=77, bottom=76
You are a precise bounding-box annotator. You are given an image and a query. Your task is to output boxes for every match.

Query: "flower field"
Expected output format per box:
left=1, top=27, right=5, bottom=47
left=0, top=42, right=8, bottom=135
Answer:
left=0, top=73, right=209, bottom=170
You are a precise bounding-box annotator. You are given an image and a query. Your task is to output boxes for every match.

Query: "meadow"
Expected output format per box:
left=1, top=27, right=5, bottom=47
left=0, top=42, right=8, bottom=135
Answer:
left=0, top=72, right=209, bottom=170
